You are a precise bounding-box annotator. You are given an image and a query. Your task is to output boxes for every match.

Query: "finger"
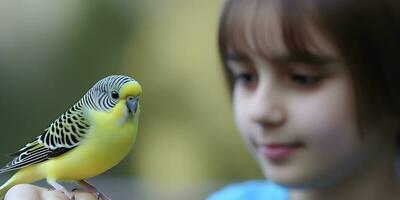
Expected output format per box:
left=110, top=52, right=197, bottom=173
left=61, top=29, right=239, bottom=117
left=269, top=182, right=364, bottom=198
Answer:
left=5, top=184, right=42, bottom=200
left=42, top=189, right=73, bottom=200
left=5, top=184, right=98, bottom=200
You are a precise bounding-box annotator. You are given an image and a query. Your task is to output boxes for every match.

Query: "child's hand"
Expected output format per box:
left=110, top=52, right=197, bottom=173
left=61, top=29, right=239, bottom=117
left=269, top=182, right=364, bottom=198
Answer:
left=5, top=184, right=97, bottom=200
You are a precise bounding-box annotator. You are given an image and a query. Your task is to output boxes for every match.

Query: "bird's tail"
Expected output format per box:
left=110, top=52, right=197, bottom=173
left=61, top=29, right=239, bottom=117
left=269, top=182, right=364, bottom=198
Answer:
left=0, top=166, right=43, bottom=199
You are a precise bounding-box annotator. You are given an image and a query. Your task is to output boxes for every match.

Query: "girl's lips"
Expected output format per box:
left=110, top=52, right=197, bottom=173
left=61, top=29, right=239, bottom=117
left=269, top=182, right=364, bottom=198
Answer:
left=259, top=143, right=303, bottom=161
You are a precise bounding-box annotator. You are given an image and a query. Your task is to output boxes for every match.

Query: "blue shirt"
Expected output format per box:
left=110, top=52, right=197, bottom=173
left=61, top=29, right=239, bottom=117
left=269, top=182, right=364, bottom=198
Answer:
left=207, top=181, right=288, bottom=200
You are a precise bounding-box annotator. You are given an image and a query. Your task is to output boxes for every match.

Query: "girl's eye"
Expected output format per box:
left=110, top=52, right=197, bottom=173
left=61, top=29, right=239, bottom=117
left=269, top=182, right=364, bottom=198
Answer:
left=233, top=72, right=258, bottom=87
left=289, top=73, right=322, bottom=86
left=234, top=73, right=257, bottom=82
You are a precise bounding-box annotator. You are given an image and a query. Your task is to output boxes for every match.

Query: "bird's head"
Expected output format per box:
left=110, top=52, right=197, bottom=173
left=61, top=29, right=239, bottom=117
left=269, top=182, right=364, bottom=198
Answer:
left=84, top=75, right=142, bottom=121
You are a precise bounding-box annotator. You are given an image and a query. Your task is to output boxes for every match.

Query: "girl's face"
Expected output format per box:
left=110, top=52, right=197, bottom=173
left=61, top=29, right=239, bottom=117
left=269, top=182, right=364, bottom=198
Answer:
left=226, top=4, right=391, bottom=188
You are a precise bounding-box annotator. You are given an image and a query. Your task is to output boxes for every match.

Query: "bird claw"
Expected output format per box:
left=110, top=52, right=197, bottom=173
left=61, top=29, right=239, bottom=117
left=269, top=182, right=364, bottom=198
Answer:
left=71, top=187, right=108, bottom=200
left=72, top=188, right=84, bottom=192
left=61, top=191, right=75, bottom=200
left=95, top=192, right=111, bottom=200
left=47, top=180, right=76, bottom=200
left=75, top=180, right=111, bottom=200
left=96, top=192, right=111, bottom=200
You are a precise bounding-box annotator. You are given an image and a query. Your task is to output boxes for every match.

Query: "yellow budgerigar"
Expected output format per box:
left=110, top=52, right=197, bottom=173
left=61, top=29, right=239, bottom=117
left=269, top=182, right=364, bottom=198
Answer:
left=0, top=75, right=142, bottom=200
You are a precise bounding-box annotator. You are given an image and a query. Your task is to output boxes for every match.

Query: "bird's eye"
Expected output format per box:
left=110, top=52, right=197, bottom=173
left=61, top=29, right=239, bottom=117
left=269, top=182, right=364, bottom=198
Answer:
left=111, top=91, right=119, bottom=99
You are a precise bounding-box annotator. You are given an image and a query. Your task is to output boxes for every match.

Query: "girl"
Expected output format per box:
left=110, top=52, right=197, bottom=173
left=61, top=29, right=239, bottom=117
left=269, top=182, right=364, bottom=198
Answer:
left=208, top=0, right=400, bottom=199
left=5, top=0, right=400, bottom=200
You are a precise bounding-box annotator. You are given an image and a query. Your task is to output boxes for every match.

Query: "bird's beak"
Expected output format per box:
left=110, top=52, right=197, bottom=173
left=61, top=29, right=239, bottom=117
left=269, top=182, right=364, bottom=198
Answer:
left=126, top=96, right=139, bottom=114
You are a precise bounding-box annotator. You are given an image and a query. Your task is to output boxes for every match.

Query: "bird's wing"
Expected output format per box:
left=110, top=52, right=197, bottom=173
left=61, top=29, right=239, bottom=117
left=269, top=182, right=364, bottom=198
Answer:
left=0, top=101, right=91, bottom=173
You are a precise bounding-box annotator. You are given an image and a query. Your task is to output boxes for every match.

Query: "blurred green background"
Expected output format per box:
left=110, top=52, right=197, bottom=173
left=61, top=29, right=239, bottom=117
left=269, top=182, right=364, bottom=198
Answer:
left=0, top=0, right=262, bottom=199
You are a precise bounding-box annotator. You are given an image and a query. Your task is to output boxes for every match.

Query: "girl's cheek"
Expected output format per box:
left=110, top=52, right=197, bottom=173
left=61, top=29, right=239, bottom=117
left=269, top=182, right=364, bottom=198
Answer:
left=233, top=94, right=261, bottom=152
left=290, top=83, right=360, bottom=158
left=233, top=96, right=250, bottom=136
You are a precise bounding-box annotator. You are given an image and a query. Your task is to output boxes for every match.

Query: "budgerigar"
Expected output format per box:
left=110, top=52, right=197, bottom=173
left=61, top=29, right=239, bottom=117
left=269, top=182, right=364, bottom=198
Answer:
left=0, top=75, right=142, bottom=200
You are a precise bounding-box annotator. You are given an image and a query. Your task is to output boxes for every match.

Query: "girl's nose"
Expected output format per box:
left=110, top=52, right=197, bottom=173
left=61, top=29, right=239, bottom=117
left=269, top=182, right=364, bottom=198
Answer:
left=249, top=84, right=286, bottom=128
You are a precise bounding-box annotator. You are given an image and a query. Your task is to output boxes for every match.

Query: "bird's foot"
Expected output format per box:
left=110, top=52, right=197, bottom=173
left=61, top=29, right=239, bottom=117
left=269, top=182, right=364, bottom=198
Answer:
left=69, top=194, right=76, bottom=200
left=47, top=179, right=75, bottom=200
left=94, top=192, right=111, bottom=200
left=72, top=187, right=110, bottom=200
left=59, top=188, right=76, bottom=200
left=72, top=188, right=83, bottom=192
left=76, top=179, right=111, bottom=200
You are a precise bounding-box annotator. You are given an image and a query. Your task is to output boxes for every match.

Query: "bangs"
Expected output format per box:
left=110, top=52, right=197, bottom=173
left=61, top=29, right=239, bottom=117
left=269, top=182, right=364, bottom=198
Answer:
left=219, top=0, right=321, bottom=61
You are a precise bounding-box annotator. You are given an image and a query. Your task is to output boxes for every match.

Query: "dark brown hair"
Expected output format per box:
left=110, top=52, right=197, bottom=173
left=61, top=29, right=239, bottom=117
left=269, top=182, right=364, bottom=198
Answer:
left=218, top=0, right=400, bottom=143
